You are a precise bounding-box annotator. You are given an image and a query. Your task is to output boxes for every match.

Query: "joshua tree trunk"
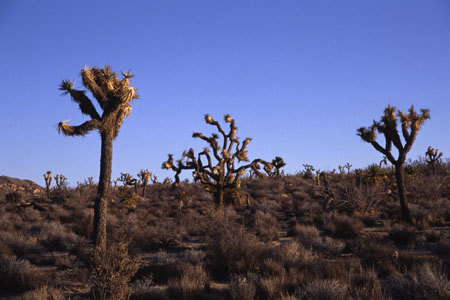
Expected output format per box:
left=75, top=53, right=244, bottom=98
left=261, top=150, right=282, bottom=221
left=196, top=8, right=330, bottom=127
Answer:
left=94, top=132, right=113, bottom=251
left=394, top=163, right=412, bottom=223
left=430, top=162, right=436, bottom=177
left=142, top=184, right=147, bottom=198
left=216, top=184, right=224, bottom=208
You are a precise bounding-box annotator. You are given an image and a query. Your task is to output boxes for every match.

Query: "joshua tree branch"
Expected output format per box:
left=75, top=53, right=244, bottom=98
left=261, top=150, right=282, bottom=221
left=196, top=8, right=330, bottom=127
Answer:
left=57, top=119, right=101, bottom=137
left=81, top=67, right=107, bottom=107
left=59, top=81, right=101, bottom=121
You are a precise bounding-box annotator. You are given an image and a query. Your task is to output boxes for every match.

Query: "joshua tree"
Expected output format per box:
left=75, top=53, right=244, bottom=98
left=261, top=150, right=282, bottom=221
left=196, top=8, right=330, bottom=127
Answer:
left=55, top=174, right=67, bottom=189
left=301, top=164, right=315, bottom=179
left=344, top=163, right=352, bottom=175
left=43, top=171, right=52, bottom=200
left=137, top=169, right=152, bottom=197
left=269, top=156, right=286, bottom=177
left=57, top=66, right=138, bottom=252
left=357, top=105, right=430, bottom=222
left=425, top=146, right=443, bottom=176
left=162, top=114, right=273, bottom=207
left=118, top=173, right=138, bottom=194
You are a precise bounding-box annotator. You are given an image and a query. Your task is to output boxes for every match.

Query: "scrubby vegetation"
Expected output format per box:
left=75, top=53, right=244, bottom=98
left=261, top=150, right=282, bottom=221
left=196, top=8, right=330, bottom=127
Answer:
left=1, top=157, right=450, bottom=299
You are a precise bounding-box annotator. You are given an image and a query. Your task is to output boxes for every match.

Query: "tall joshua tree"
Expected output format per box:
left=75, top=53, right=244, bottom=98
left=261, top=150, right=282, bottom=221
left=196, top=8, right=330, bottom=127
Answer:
left=58, top=66, right=138, bottom=252
left=357, top=105, right=430, bottom=223
left=162, top=114, right=273, bottom=207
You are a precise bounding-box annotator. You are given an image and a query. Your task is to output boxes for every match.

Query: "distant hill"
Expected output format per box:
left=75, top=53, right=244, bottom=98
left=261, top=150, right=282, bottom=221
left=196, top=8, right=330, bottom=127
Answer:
left=0, top=176, right=43, bottom=200
left=0, top=176, right=41, bottom=188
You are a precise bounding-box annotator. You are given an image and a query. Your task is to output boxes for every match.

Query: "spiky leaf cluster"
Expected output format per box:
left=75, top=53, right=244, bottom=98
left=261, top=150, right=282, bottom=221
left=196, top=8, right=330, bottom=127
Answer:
left=58, top=66, right=138, bottom=139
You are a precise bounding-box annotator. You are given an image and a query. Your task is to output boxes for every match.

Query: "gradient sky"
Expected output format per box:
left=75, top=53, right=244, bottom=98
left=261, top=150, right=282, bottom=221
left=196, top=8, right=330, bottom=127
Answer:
left=1, top=0, right=450, bottom=187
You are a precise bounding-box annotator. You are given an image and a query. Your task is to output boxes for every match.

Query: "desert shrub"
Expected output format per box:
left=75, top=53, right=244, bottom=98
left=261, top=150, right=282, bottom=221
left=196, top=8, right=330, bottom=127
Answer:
left=204, top=206, right=243, bottom=234
left=260, top=258, right=286, bottom=278
left=38, top=221, right=86, bottom=252
left=277, top=240, right=313, bottom=266
left=0, top=254, right=45, bottom=291
left=206, top=227, right=265, bottom=279
left=5, top=191, right=22, bottom=203
left=300, top=279, right=347, bottom=300
left=135, top=250, right=178, bottom=285
left=349, top=268, right=383, bottom=300
left=53, top=253, right=73, bottom=270
left=248, top=210, right=280, bottom=241
left=167, top=263, right=209, bottom=299
left=0, top=230, right=42, bottom=258
left=356, top=240, right=398, bottom=277
left=230, top=273, right=257, bottom=300
left=388, top=263, right=450, bottom=300
left=389, top=224, right=416, bottom=248
left=20, top=285, right=65, bottom=300
left=139, top=219, right=184, bottom=251
left=292, top=224, right=320, bottom=249
left=312, top=236, right=345, bottom=256
left=88, top=243, right=141, bottom=300
left=323, top=214, right=363, bottom=238
left=178, top=209, right=209, bottom=236
left=70, top=209, right=94, bottom=240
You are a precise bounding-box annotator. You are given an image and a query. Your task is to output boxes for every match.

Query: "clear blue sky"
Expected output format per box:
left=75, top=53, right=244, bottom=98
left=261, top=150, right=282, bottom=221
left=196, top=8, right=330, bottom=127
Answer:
left=1, top=0, right=450, bottom=186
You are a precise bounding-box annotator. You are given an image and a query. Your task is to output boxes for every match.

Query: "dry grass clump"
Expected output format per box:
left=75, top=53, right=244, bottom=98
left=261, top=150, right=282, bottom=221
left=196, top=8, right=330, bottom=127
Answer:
left=130, top=275, right=166, bottom=300
left=167, top=263, right=209, bottom=299
left=20, top=285, right=65, bottom=300
left=277, top=240, right=313, bottom=266
left=88, top=243, right=141, bottom=300
left=0, top=254, right=45, bottom=292
left=300, top=279, right=348, bottom=300
left=349, top=267, right=383, bottom=300
left=312, top=236, right=346, bottom=256
left=0, top=230, right=42, bottom=258
left=388, top=263, right=450, bottom=300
